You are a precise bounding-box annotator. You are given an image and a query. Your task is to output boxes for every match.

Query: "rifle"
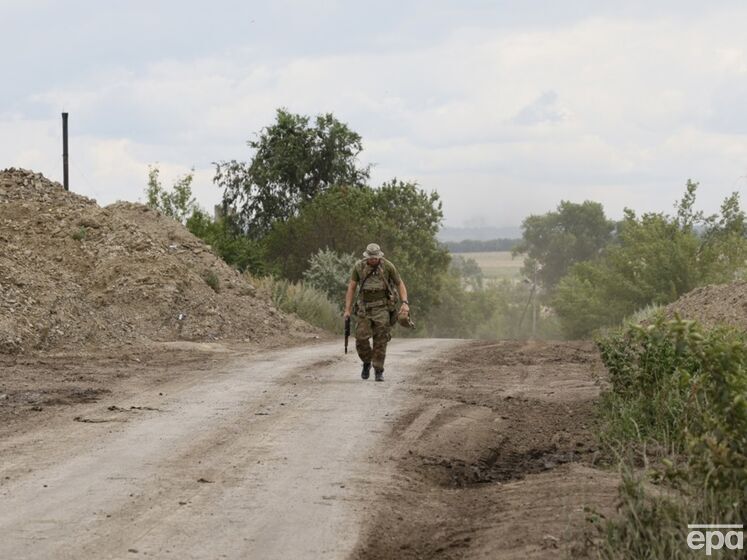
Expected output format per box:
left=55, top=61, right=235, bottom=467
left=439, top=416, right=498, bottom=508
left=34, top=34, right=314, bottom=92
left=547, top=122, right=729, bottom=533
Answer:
left=344, top=316, right=351, bottom=354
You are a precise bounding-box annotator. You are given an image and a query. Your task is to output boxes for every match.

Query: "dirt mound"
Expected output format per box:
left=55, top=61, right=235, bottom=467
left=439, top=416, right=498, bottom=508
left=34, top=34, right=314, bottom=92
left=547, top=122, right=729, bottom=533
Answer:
left=662, top=281, right=747, bottom=331
left=0, top=168, right=313, bottom=354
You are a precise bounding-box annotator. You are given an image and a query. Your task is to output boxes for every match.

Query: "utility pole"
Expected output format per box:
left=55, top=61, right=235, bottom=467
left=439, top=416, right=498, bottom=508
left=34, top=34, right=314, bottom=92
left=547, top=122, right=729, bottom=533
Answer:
left=62, top=112, right=69, bottom=191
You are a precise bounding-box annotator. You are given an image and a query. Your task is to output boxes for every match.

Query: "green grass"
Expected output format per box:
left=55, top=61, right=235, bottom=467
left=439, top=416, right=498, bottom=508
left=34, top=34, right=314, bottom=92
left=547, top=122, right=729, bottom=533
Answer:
left=249, top=274, right=342, bottom=333
left=203, top=270, right=220, bottom=293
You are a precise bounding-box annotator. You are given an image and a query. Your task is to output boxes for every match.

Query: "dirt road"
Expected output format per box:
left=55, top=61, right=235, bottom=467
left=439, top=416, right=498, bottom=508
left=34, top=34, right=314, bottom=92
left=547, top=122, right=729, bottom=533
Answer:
left=0, top=338, right=618, bottom=559
left=0, top=339, right=460, bottom=560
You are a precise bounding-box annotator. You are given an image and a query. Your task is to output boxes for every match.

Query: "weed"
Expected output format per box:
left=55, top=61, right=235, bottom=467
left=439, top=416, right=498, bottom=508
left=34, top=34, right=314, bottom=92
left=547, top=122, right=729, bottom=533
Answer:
left=590, top=316, right=747, bottom=558
left=72, top=226, right=87, bottom=241
left=203, top=271, right=220, bottom=293
left=248, top=273, right=342, bottom=333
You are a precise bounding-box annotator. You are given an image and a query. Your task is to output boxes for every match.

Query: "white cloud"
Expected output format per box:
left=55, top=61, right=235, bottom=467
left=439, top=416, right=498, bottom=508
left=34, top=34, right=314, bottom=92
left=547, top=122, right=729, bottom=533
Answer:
left=4, top=5, right=747, bottom=226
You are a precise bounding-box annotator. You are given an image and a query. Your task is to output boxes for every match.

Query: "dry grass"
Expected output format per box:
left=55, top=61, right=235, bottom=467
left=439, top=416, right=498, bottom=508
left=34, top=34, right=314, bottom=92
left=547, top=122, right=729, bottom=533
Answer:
left=459, top=251, right=524, bottom=282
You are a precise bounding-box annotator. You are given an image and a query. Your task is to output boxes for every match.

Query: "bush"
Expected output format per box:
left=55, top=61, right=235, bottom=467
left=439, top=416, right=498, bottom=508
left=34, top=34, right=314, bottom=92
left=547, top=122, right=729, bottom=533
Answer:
left=72, top=226, right=87, bottom=241
left=553, top=184, right=747, bottom=338
left=203, top=271, right=220, bottom=293
left=249, top=274, right=342, bottom=333
left=186, top=209, right=265, bottom=275
left=591, top=316, right=747, bottom=558
left=302, top=248, right=357, bottom=304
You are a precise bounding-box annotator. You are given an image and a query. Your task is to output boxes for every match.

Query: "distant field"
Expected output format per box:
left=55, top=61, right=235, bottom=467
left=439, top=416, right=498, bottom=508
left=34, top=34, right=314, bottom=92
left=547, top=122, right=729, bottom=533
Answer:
left=459, top=251, right=524, bottom=282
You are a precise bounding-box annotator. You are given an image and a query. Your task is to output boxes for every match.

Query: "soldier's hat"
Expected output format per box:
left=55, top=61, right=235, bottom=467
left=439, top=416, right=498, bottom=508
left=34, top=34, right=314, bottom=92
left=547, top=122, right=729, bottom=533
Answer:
left=363, top=243, right=384, bottom=258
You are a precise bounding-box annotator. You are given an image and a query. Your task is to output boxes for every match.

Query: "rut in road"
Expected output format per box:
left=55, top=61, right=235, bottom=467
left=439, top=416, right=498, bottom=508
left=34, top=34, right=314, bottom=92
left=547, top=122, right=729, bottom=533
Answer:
left=0, top=339, right=460, bottom=560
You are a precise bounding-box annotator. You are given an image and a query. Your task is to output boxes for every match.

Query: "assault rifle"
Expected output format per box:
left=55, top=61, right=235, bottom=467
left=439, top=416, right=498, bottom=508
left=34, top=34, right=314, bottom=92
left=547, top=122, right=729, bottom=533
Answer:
left=344, top=316, right=351, bottom=354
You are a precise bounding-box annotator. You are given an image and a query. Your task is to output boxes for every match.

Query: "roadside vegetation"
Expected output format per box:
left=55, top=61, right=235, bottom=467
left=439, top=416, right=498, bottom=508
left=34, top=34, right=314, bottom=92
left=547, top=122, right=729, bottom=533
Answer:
left=586, top=315, right=747, bottom=559
left=144, top=107, right=747, bottom=341
left=143, top=107, right=747, bottom=556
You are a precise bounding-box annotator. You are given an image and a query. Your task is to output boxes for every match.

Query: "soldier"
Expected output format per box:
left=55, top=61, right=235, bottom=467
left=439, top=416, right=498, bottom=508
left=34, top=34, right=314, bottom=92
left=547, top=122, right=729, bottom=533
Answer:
left=344, top=243, right=410, bottom=382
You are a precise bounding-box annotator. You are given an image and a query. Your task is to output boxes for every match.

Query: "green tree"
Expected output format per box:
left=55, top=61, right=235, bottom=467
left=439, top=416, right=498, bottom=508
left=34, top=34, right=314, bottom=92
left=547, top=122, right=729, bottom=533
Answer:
left=145, top=165, right=197, bottom=224
left=513, top=200, right=614, bottom=289
left=186, top=209, right=265, bottom=274
left=552, top=182, right=747, bottom=337
left=450, top=255, right=484, bottom=291
left=214, top=108, right=370, bottom=238
left=263, top=180, right=449, bottom=317
left=263, top=185, right=379, bottom=279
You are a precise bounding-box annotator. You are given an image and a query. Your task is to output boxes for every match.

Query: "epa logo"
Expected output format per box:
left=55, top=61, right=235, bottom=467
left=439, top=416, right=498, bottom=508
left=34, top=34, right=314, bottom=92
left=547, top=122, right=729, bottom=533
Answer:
left=687, top=524, right=744, bottom=556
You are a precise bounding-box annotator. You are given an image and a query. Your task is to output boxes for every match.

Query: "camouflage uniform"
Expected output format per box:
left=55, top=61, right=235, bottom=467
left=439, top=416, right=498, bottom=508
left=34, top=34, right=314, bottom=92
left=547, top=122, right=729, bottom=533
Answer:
left=351, top=258, right=402, bottom=371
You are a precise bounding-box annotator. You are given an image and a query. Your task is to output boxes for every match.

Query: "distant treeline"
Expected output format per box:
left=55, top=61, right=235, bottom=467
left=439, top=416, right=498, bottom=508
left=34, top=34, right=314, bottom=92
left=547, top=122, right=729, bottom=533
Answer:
left=443, top=238, right=520, bottom=253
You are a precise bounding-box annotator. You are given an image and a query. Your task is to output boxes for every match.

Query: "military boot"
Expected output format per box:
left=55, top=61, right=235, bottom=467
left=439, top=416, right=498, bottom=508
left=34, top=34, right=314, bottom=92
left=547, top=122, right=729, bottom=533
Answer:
left=374, top=368, right=384, bottom=382
left=361, top=362, right=371, bottom=380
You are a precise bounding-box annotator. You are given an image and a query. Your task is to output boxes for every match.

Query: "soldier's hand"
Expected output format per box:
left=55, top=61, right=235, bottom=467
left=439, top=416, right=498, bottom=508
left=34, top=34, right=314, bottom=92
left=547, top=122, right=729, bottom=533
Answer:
left=343, top=310, right=351, bottom=319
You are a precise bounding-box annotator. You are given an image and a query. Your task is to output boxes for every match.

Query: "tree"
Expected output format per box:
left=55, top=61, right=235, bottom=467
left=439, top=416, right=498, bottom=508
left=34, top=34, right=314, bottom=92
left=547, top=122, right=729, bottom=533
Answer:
left=450, top=255, right=484, bottom=291
left=185, top=209, right=265, bottom=274
left=513, top=200, right=614, bottom=289
left=263, top=180, right=450, bottom=317
left=263, top=185, right=380, bottom=280
left=145, top=165, right=197, bottom=224
left=552, top=182, right=747, bottom=337
left=214, top=109, right=370, bottom=238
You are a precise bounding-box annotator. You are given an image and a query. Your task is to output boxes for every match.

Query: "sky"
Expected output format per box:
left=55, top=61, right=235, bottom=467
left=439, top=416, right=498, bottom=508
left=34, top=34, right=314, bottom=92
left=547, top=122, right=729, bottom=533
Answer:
left=2, top=0, right=747, bottom=229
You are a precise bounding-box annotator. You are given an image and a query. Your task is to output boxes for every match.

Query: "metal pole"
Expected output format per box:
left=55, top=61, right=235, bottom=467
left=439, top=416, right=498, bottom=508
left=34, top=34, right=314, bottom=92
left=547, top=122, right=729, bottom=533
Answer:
left=531, top=267, right=537, bottom=339
left=62, top=112, right=69, bottom=191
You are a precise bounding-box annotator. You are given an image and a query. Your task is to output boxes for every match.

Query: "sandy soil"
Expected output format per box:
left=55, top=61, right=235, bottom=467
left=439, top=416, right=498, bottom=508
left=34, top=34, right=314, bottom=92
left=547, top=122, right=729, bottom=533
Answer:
left=352, top=339, right=620, bottom=559
left=0, top=338, right=618, bottom=559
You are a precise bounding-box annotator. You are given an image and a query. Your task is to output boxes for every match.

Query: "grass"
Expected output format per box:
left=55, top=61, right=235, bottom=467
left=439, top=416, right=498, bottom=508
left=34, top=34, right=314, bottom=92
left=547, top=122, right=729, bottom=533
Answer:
left=203, top=271, right=220, bottom=293
left=71, top=226, right=87, bottom=241
left=249, top=274, right=342, bottom=333
left=459, top=251, right=524, bottom=282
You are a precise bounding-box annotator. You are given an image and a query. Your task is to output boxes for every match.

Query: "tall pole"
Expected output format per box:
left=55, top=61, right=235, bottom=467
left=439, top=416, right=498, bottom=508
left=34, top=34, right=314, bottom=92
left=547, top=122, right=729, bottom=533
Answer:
left=62, top=112, right=69, bottom=191
left=531, top=267, right=537, bottom=339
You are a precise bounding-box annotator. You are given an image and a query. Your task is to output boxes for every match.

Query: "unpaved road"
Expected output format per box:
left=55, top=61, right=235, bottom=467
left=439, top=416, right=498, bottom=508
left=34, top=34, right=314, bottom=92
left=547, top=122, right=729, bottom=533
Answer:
left=0, top=339, right=461, bottom=560
left=1, top=338, right=619, bottom=559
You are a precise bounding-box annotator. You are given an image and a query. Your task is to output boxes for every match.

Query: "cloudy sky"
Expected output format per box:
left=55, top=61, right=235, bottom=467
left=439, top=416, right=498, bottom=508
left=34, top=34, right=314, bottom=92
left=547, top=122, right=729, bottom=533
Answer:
left=2, top=0, right=747, bottom=228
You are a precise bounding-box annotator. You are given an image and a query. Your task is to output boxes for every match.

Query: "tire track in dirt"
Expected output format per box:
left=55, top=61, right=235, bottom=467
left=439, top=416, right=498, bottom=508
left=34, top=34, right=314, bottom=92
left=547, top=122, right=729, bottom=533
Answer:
left=0, top=338, right=462, bottom=560
left=352, top=339, right=620, bottom=560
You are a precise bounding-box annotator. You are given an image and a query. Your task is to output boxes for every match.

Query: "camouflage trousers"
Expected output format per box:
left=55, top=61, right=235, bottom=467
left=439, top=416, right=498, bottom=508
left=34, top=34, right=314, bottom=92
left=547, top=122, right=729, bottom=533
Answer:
left=355, top=304, right=392, bottom=371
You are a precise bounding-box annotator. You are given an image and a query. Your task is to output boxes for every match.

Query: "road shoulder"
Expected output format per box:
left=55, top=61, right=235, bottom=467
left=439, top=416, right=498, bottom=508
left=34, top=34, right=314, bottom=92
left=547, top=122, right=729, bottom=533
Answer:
left=352, top=339, right=620, bottom=559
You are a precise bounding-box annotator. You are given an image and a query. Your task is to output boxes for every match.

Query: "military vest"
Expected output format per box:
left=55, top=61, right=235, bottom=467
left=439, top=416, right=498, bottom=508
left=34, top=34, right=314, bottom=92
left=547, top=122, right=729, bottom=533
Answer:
left=356, top=260, right=392, bottom=303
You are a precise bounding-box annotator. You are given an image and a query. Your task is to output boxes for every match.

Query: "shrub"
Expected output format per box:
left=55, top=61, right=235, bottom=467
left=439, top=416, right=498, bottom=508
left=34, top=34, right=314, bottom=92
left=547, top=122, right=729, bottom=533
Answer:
left=302, top=248, right=357, bottom=303
left=72, top=226, right=87, bottom=241
left=249, top=274, right=342, bottom=333
left=203, top=271, right=220, bottom=293
left=591, top=316, right=747, bottom=558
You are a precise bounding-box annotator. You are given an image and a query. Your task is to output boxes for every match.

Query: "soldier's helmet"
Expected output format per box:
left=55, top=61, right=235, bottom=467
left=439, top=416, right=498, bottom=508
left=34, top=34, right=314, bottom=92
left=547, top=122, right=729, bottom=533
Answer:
left=398, top=308, right=415, bottom=329
left=363, top=243, right=384, bottom=258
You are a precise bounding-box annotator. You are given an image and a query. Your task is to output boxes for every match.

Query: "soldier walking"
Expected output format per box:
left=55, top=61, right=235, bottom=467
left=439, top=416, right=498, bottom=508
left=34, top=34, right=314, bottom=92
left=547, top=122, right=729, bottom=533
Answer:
left=344, top=243, right=410, bottom=381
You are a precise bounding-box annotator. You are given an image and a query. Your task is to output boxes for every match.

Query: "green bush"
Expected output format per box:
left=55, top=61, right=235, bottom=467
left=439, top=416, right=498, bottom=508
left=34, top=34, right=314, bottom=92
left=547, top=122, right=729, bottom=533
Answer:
left=72, top=226, right=87, bottom=241
left=302, top=248, right=357, bottom=303
left=203, top=271, right=220, bottom=293
left=250, top=274, right=342, bottom=333
left=186, top=209, right=265, bottom=275
left=553, top=184, right=747, bottom=338
left=591, top=316, right=747, bottom=558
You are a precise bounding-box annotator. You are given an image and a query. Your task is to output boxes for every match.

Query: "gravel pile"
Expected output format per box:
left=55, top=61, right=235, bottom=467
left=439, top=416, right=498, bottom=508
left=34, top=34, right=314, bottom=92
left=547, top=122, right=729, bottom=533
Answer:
left=0, top=168, right=311, bottom=354
left=662, top=281, right=747, bottom=332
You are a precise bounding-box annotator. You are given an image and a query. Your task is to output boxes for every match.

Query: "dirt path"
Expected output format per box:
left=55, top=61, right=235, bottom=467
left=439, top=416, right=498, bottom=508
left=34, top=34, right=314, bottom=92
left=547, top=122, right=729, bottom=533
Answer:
left=352, top=339, right=620, bottom=559
left=0, top=338, right=618, bottom=559
left=0, top=339, right=460, bottom=560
